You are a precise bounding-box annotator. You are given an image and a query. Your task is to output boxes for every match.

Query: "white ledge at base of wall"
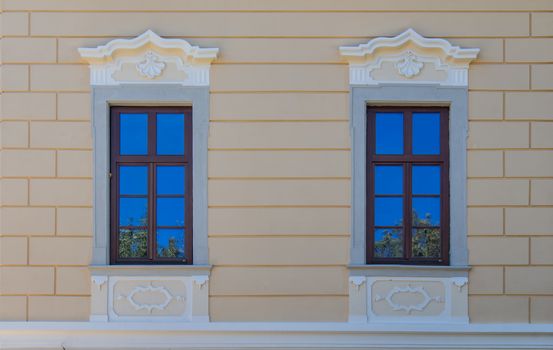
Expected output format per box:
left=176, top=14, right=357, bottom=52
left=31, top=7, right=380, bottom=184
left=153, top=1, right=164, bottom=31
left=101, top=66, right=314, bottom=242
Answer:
left=0, top=322, right=552, bottom=349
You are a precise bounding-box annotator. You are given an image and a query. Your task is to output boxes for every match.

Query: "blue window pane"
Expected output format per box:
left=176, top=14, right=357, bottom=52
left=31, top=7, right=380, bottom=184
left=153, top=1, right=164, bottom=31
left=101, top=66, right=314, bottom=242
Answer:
left=120, top=113, right=148, bottom=155
left=374, top=197, right=403, bottom=226
left=412, top=228, right=441, bottom=258
left=374, top=228, right=403, bottom=258
left=156, top=198, right=185, bottom=226
left=376, top=112, right=403, bottom=155
left=412, top=165, right=441, bottom=195
left=413, top=112, right=440, bottom=155
left=119, top=198, right=148, bottom=226
left=375, top=165, right=403, bottom=195
left=157, top=166, right=185, bottom=195
left=412, top=197, right=440, bottom=226
left=157, top=113, right=185, bottom=155
left=156, top=229, right=185, bottom=258
left=119, top=166, right=148, bottom=195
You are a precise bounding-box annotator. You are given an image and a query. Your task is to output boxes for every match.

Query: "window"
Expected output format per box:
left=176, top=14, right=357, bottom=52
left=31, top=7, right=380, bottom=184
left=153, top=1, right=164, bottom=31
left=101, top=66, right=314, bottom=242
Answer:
left=367, top=106, right=449, bottom=265
left=110, top=106, right=193, bottom=264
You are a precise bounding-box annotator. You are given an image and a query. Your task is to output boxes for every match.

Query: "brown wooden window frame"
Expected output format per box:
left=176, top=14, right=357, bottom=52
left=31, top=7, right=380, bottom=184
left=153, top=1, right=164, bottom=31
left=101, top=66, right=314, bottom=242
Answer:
left=366, top=106, right=450, bottom=265
left=110, top=106, right=193, bottom=265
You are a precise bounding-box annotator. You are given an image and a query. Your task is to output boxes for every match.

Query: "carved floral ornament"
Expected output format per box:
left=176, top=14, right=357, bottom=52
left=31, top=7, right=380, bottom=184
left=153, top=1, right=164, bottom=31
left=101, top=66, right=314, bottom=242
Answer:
left=339, top=28, right=479, bottom=86
left=78, top=30, right=218, bottom=86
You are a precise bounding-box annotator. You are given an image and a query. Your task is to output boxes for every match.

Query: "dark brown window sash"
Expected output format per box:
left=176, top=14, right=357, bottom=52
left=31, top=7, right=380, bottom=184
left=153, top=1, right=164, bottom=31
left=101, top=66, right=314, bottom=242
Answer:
left=110, top=106, right=193, bottom=265
left=366, top=106, right=450, bottom=265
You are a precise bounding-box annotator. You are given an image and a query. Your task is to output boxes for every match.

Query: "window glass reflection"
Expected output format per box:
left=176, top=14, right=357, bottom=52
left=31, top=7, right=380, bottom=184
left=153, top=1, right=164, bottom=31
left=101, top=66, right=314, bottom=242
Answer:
left=374, top=228, right=403, bottom=258
left=375, top=165, right=403, bottom=195
left=118, top=228, right=148, bottom=258
left=412, top=112, right=440, bottom=154
left=157, top=113, right=185, bottom=155
left=157, top=166, right=185, bottom=195
left=412, top=197, right=440, bottom=226
left=119, top=166, right=148, bottom=195
left=376, top=112, right=403, bottom=154
left=412, top=228, right=441, bottom=258
left=120, top=113, right=148, bottom=155
left=156, top=198, right=185, bottom=226
left=119, top=198, right=147, bottom=226
left=375, top=197, right=403, bottom=226
left=156, top=229, right=185, bottom=258
left=412, top=165, right=440, bottom=195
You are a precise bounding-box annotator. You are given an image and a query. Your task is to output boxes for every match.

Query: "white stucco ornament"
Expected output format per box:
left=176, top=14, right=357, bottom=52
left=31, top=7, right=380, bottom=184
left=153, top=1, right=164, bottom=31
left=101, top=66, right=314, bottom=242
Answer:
left=374, top=284, right=442, bottom=314
left=339, top=28, right=479, bottom=86
left=137, top=51, right=166, bottom=79
left=396, top=51, right=423, bottom=78
left=78, top=30, right=218, bottom=86
left=117, top=283, right=185, bottom=313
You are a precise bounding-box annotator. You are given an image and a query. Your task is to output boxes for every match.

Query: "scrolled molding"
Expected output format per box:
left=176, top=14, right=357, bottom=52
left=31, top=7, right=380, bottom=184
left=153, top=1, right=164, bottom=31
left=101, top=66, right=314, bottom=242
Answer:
left=339, top=28, right=479, bottom=87
left=116, top=283, right=185, bottom=314
left=374, top=284, right=442, bottom=314
left=78, top=30, right=218, bottom=86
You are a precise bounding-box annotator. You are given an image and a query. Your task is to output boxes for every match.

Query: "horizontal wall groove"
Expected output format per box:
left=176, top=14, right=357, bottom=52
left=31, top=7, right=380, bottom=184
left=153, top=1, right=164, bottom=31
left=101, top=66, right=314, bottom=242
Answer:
left=208, top=205, right=351, bottom=208
left=208, top=234, right=350, bottom=238
left=5, top=10, right=553, bottom=13
left=208, top=177, right=351, bottom=181
left=208, top=148, right=351, bottom=151
left=209, top=119, right=348, bottom=123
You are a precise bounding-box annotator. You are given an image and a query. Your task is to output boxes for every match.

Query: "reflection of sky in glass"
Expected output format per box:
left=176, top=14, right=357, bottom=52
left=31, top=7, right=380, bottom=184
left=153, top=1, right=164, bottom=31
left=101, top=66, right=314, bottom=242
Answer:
left=120, top=113, right=148, bottom=155
left=157, top=198, right=185, bottom=226
left=157, top=166, right=185, bottom=195
left=412, top=197, right=440, bottom=226
left=375, top=165, right=403, bottom=194
left=412, top=165, right=440, bottom=194
left=376, top=112, right=403, bottom=154
left=156, top=229, right=185, bottom=258
left=157, top=114, right=185, bottom=155
left=119, top=197, right=147, bottom=226
left=120, top=166, right=148, bottom=195
left=413, top=112, right=440, bottom=154
left=374, top=197, right=403, bottom=226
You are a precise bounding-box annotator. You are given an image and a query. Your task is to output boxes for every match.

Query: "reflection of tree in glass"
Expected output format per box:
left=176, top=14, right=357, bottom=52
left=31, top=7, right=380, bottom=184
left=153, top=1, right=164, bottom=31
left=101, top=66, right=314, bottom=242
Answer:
left=119, top=207, right=148, bottom=258
left=374, top=228, right=403, bottom=258
left=412, top=211, right=441, bottom=258
left=158, top=237, right=181, bottom=258
left=374, top=210, right=441, bottom=258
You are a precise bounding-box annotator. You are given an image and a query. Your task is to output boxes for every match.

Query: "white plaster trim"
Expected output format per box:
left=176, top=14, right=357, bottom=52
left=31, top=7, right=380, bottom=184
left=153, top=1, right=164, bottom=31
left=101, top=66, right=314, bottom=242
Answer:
left=374, top=284, right=442, bottom=314
left=349, top=276, right=366, bottom=291
left=79, top=30, right=218, bottom=86
left=1, top=322, right=552, bottom=350
left=193, top=276, right=209, bottom=289
left=339, top=28, right=479, bottom=87
left=136, top=51, right=166, bottom=79
left=91, top=276, right=108, bottom=290
left=365, top=276, right=467, bottom=324
left=79, top=30, right=218, bottom=63
left=117, top=283, right=185, bottom=313
left=108, top=276, right=193, bottom=322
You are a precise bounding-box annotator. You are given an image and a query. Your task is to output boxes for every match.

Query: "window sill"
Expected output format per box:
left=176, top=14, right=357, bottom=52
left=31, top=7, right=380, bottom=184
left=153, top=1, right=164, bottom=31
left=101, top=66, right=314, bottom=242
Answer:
left=90, top=264, right=211, bottom=277
left=348, top=264, right=469, bottom=278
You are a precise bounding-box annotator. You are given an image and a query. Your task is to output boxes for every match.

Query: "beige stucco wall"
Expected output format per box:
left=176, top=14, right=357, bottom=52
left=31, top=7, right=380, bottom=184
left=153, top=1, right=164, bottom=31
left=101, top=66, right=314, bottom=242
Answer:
left=0, top=0, right=552, bottom=323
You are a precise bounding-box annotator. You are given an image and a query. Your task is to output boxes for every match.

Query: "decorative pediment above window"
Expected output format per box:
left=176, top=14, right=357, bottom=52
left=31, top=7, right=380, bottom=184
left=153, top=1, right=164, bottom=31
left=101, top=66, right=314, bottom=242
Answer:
left=79, top=30, right=219, bottom=86
left=339, top=28, right=479, bottom=87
